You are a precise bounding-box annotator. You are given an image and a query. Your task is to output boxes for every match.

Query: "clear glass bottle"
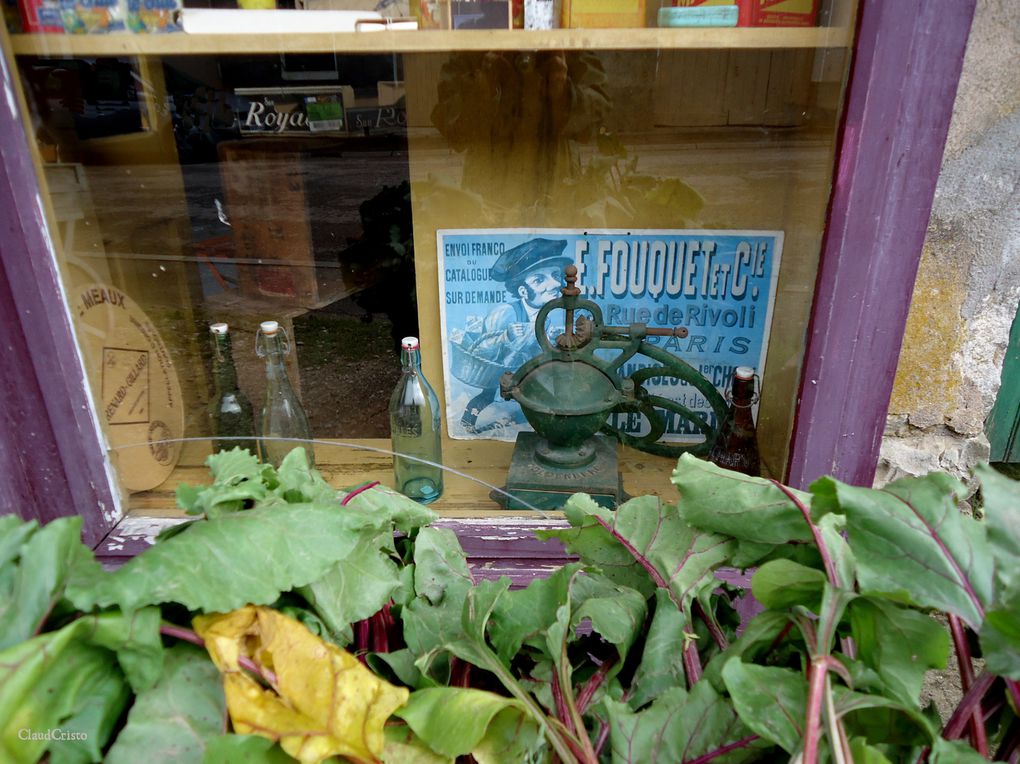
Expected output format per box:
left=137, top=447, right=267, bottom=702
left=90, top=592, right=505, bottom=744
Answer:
left=708, top=366, right=761, bottom=476
left=390, top=336, right=443, bottom=503
left=208, top=322, right=255, bottom=454
left=256, top=320, right=314, bottom=468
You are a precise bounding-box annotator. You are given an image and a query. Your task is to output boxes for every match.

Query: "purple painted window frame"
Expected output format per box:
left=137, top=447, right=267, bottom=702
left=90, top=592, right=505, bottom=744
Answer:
left=0, top=0, right=976, bottom=563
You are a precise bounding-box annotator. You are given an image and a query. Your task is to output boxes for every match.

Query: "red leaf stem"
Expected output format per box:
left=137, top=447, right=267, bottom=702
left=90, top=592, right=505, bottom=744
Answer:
left=159, top=624, right=278, bottom=687
left=943, top=672, right=998, bottom=740
left=450, top=657, right=472, bottom=688
left=341, top=481, right=381, bottom=506
left=765, top=621, right=795, bottom=657
left=693, top=600, right=729, bottom=651
left=948, top=614, right=989, bottom=756
left=769, top=480, right=841, bottom=589
left=802, top=657, right=828, bottom=764
left=576, top=655, right=617, bottom=715
left=355, top=618, right=371, bottom=662
left=683, top=642, right=703, bottom=687
left=684, top=735, right=761, bottom=764
left=593, top=719, right=611, bottom=758
left=551, top=669, right=576, bottom=737
left=593, top=516, right=673, bottom=595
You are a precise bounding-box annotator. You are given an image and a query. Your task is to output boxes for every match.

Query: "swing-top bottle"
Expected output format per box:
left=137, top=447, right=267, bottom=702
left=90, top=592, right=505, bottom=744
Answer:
left=389, top=337, right=443, bottom=503
left=256, top=320, right=314, bottom=468
left=709, top=366, right=761, bottom=476
left=208, top=322, right=255, bottom=454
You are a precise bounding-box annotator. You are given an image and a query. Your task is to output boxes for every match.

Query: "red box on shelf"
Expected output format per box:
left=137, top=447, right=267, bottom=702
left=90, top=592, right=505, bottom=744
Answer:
left=17, top=0, right=62, bottom=32
left=737, top=0, right=817, bottom=27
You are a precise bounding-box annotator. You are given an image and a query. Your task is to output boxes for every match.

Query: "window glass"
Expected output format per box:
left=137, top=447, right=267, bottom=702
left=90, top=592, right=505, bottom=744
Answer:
left=10, top=10, right=856, bottom=516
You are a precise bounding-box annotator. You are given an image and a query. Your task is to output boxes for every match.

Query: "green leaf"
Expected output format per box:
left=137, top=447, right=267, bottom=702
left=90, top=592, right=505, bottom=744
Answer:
left=0, top=515, right=36, bottom=569
left=179, top=447, right=269, bottom=517
left=928, top=737, right=988, bottom=763
left=543, top=494, right=733, bottom=617
left=672, top=453, right=816, bottom=544
left=536, top=494, right=656, bottom=597
left=815, top=473, right=993, bottom=629
left=48, top=669, right=131, bottom=764
left=702, top=610, right=795, bottom=694
left=849, top=738, right=894, bottom=763
left=368, top=649, right=434, bottom=690
left=976, top=463, right=1020, bottom=594
left=833, top=687, right=935, bottom=743
left=817, top=512, right=856, bottom=588
left=605, top=683, right=759, bottom=764
left=849, top=597, right=949, bottom=706
left=489, top=564, right=583, bottom=665
left=68, top=504, right=389, bottom=613
left=629, top=589, right=689, bottom=709
left=720, top=660, right=806, bottom=754
left=0, top=622, right=126, bottom=764
left=570, top=573, right=647, bottom=665
left=396, top=688, right=529, bottom=758
left=106, top=644, right=226, bottom=764
left=751, top=559, right=826, bottom=610
left=471, top=707, right=543, bottom=764
left=980, top=604, right=1020, bottom=679
left=341, top=484, right=439, bottom=534
left=0, top=516, right=103, bottom=650
left=297, top=536, right=402, bottom=638
left=383, top=725, right=454, bottom=764
left=202, top=735, right=293, bottom=763
left=272, top=447, right=338, bottom=505
left=402, top=527, right=475, bottom=668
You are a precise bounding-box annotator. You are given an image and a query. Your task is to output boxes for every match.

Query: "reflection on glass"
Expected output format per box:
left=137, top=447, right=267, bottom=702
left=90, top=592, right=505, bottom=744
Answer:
left=11, top=34, right=853, bottom=509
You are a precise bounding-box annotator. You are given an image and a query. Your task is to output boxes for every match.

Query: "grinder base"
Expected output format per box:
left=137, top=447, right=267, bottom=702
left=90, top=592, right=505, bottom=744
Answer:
left=491, top=432, right=625, bottom=511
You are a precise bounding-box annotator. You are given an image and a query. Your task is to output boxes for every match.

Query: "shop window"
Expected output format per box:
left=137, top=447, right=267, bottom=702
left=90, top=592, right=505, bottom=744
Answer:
left=8, top=9, right=858, bottom=519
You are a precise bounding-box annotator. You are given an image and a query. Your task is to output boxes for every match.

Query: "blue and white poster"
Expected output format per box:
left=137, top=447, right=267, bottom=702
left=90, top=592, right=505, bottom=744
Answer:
left=438, top=229, right=783, bottom=442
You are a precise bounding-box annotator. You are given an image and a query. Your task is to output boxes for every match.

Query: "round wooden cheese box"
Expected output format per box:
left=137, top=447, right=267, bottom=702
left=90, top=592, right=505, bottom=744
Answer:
left=73, top=283, right=185, bottom=492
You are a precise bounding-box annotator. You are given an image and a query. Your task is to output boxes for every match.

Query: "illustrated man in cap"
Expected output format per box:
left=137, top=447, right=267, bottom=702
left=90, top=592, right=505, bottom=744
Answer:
left=460, top=238, right=572, bottom=431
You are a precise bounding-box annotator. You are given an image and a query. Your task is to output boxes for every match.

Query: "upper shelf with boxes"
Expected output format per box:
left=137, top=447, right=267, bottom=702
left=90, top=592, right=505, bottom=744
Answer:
left=7, top=0, right=854, bottom=56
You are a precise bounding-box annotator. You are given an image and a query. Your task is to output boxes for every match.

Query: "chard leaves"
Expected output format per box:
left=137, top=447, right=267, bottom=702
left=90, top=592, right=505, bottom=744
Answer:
left=395, top=688, right=538, bottom=760
left=0, top=516, right=103, bottom=650
left=815, top=473, right=992, bottom=629
left=605, top=683, right=758, bottom=764
left=68, top=504, right=388, bottom=613
left=105, top=644, right=226, bottom=764
left=672, top=453, right=816, bottom=544
left=541, top=493, right=734, bottom=617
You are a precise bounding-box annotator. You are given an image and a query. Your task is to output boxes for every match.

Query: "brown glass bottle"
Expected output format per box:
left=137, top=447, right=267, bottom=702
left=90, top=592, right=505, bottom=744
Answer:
left=709, top=366, right=761, bottom=476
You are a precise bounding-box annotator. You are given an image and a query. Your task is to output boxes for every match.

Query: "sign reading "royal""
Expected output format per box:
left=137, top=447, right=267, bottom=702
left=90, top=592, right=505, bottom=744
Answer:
left=235, top=86, right=353, bottom=136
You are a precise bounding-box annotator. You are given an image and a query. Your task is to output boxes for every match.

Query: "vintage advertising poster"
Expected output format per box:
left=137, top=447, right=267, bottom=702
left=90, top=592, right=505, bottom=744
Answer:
left=438, top=229, right=784, bottom=443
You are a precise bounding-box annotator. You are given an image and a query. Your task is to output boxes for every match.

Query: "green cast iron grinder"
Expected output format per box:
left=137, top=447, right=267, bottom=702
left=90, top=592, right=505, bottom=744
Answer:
left=495, top=265, right=729, bottom=510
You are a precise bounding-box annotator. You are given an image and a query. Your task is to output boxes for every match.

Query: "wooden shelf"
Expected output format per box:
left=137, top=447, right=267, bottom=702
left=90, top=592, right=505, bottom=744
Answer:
left=10, top=26, right=853, bottom=57
left=125, top=437, right=680, bottom=518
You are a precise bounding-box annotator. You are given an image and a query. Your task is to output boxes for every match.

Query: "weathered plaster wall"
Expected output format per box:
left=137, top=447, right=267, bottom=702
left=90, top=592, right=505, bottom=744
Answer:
left=876, top=0, right=1020, bottom=486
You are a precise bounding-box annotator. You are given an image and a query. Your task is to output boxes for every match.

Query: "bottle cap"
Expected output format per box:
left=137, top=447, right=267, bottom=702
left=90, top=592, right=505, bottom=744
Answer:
left=735, top=366, right=755, bottom=380
left=260, top=320, right=280, bottom=336
left=401, top=336, right=420, bottom=350
left=209, top=322, right=228, bottom=335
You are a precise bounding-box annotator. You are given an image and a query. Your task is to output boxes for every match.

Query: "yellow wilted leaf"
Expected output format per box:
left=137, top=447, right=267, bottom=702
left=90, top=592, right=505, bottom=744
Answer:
left=194, top=606, right=409, bottom=764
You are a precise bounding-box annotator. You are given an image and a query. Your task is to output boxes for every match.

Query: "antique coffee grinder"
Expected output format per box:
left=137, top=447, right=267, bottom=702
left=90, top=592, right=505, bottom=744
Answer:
left=496, top=265, right=729, bottom=510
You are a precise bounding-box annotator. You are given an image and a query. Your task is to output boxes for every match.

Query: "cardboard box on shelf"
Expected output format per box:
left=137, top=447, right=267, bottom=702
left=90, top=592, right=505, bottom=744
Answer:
left=562, top=0, right=644, bottom=29
left=737, top=0, right=817, bottom=27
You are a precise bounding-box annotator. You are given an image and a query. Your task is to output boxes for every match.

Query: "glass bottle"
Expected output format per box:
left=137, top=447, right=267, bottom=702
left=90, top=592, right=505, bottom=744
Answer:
left=256, top=320, right=314, bottom=468
left=390, top=336, right=443, bottom=503
left=709, top=366, right=761, bottom=476
left=208, top=322, right=255, bottom=454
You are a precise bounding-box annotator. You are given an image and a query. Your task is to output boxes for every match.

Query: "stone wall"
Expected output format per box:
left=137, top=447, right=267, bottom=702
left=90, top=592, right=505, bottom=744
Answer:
left=875, top=0, right=1020, bottom=487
